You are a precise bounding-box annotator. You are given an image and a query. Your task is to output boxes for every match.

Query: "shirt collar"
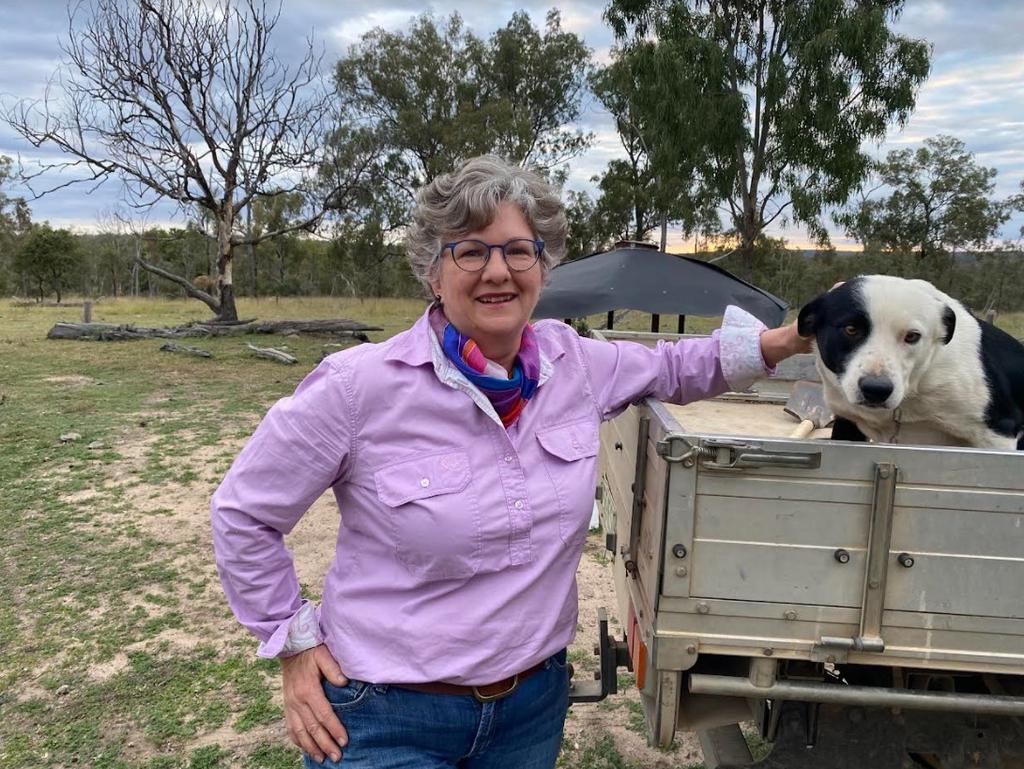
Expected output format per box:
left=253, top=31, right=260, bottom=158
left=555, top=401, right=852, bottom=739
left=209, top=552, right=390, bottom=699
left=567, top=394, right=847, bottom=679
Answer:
left=382, top=308, right=435, bottom=367
left=384, top=306, right=563, bottom=386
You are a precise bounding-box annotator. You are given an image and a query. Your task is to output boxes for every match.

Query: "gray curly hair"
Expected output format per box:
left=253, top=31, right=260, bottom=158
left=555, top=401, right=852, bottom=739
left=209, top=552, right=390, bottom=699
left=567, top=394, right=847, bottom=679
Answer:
left=406, top=155, right=568, bottom=296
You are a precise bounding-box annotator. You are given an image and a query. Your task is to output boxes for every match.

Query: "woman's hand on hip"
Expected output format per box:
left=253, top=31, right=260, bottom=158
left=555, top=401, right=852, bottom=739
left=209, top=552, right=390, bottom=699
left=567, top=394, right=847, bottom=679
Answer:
left=281, top=644, right=349, bottom=763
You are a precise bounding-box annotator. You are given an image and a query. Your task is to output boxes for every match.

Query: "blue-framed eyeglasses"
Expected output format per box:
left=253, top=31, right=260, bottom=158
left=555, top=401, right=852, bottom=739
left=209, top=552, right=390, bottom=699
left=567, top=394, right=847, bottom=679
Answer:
left=441, top=238, right=545, bottom=273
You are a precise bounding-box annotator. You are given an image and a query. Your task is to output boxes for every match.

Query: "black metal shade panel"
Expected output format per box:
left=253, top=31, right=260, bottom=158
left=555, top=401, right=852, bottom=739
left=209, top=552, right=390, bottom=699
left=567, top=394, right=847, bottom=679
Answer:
left=532, top=245, right=788, bottom=328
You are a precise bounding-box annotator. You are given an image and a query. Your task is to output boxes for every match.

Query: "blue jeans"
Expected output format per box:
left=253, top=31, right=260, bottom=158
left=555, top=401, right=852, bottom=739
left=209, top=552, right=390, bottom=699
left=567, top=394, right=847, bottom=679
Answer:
left=303, top=650, right=569, bottom=768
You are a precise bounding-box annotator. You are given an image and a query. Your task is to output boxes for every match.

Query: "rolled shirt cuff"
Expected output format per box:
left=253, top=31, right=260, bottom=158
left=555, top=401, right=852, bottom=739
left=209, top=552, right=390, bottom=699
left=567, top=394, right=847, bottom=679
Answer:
left=717, top=305, right=778, bottom=392
left=257, top=600, right=322, bottom=659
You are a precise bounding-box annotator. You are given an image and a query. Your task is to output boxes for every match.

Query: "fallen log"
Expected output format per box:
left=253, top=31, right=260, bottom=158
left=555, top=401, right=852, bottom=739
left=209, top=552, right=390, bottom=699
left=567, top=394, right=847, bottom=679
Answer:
left=192, top=318, right=258, bottom=329
left=159, top=342, right=213, bottom=358
left=47, top=322, right=199, bottom=340
left=48, top=318, right=381, bottom=340
left=246, top=343, right=297, bottom=365
left=243, top=319, right=380, bottom=338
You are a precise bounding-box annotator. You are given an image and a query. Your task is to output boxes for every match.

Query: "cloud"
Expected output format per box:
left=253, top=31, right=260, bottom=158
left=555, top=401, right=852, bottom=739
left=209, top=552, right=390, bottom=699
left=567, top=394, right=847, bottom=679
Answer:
left=326, top=9, right=425, bottom=49
left=896, top=0, right=1024, bottom=56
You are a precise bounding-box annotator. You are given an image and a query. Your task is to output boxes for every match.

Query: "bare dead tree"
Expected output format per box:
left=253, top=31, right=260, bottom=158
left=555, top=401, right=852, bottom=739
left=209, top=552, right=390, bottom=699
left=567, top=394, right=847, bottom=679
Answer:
left=5, top=0, right=375, bottom=321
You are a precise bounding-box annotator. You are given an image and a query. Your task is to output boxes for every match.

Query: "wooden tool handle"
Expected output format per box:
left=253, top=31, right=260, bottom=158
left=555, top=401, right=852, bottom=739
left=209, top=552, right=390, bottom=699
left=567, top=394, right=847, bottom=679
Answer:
left=789, top=419, right=815, bottom=439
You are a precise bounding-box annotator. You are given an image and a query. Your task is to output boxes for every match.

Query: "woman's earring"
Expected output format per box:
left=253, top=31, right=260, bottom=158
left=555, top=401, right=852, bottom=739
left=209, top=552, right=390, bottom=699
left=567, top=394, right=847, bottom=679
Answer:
left=434, top=294, right=442, bottom=305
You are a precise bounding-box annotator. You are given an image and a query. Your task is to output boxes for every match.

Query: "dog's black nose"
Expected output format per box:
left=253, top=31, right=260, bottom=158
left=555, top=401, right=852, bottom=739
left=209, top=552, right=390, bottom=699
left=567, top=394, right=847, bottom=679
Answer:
left=859, top=376, right=894, bottom=405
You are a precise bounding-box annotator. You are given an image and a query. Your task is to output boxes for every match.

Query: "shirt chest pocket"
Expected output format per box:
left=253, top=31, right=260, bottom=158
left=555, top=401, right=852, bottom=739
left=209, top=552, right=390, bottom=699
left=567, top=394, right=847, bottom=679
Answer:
left=374, top=450, right=481, bottom=581
left=536, top=419, right=599, bottom=548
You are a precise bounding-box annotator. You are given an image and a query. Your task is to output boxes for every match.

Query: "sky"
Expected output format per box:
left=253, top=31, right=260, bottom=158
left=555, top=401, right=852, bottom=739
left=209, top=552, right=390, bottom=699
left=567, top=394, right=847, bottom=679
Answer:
left=0, top=0, right=1022, bottom=250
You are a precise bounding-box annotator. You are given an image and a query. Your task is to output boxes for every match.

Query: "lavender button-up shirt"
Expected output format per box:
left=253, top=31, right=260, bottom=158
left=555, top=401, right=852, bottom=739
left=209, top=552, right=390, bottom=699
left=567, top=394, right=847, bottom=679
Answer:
left=211, top=306, right=774, bottom=685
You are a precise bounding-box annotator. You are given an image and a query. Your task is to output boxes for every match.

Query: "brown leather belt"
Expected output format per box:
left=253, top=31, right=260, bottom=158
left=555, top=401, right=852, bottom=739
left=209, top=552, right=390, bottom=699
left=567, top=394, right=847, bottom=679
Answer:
left=393, top=660, right=546, bottom=703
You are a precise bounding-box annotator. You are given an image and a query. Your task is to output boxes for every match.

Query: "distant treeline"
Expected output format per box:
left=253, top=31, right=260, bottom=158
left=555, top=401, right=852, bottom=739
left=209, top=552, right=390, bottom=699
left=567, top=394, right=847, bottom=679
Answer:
left=2, top=225, right=1022, bottom=314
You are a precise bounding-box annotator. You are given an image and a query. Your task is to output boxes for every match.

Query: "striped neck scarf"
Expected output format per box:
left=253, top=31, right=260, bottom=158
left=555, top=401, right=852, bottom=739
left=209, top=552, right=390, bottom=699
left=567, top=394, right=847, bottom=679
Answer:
left=429, top=306, right=540, bottom=428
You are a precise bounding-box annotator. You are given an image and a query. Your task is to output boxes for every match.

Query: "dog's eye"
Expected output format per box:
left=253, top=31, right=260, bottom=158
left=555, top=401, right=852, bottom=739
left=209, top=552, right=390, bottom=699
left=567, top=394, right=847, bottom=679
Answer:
left=842, top=325, right=859, bottom=338
left=904, top=331, right=921, bottom=344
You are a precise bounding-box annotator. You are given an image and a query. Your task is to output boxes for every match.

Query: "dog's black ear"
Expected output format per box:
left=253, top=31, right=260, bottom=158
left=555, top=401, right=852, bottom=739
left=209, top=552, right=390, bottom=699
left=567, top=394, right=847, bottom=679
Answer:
left=798, top=295, right=826, bottom=337
left=941, top=305, right=956, bottom=344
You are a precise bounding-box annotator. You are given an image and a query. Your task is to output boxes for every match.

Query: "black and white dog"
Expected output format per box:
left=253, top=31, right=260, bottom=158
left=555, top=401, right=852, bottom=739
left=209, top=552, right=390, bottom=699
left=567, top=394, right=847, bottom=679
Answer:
left=798, top=275, right=1024, bottom=450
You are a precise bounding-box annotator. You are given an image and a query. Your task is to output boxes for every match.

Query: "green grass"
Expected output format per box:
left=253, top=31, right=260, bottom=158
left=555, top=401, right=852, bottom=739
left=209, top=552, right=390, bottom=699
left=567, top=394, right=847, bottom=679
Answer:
left=557, top=734, right=644, bottom=769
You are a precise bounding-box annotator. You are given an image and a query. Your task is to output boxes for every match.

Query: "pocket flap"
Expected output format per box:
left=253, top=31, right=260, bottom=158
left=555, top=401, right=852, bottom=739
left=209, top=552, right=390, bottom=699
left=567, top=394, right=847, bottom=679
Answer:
left=374, top=451, right=472, bottom=507
left=536, top=419, right=599, bottom=462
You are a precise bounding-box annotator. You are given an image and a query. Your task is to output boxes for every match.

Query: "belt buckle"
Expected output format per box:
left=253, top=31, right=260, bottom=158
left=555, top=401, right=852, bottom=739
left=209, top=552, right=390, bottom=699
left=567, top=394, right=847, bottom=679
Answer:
left=472, top=673, right=519, bottom=703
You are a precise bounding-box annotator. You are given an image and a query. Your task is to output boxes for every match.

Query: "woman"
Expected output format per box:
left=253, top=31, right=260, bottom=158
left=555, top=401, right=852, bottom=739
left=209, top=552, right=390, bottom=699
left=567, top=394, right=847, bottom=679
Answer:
left=211, top=155, right=810, bottom=768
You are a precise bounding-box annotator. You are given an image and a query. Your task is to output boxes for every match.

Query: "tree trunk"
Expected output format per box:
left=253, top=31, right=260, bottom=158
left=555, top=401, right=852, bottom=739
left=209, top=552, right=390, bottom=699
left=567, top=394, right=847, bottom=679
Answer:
left=247, top=204, right=257, bottom=297
left=735, top=188, right=758, bottom=279
left=219, top=280, right=236, bottom=322
left=738, top=231, right=756, bottom=280
left=217, top=211, right=239, bottom=322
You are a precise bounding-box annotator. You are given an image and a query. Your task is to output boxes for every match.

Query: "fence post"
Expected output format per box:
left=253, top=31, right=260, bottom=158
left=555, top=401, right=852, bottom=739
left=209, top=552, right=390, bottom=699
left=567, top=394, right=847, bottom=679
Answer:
left=83, top=301, right=93, bottom=324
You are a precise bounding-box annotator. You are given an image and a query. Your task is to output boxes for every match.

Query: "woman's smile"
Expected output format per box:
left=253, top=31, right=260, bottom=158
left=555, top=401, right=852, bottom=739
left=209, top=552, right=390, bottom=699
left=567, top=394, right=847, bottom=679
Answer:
left=477, top=292, right=517, bottom=305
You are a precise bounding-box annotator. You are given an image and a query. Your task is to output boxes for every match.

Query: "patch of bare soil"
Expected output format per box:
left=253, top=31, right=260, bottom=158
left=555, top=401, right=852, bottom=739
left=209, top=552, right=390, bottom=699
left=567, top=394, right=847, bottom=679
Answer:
left=87, top=652, right=131, bottom=682
left=568, top=537, right=704, bottom=767
left=185, top=722, right=286, bottom=755
left=43, top=374, right=102, bottom=387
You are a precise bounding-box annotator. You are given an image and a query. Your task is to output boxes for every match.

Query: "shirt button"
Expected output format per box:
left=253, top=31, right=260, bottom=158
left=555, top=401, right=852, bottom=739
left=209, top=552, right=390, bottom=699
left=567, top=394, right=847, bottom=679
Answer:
left=514, top=499, right=524, bottom=509
left=420, top=478, right=430, bottom=487
left=504, top=455, right=513, bottom=463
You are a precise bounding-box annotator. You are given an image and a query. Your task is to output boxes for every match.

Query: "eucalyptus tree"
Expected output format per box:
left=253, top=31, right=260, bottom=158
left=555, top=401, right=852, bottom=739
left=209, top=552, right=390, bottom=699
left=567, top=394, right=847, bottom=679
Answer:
left=605, top=0, right=931, bottom=275
left=590, top=61, right=663, bottom=244
left=564, top=190, right=608, bottom=261
left=333, top=10, right=592, bottom=229
left=474, top=10, right=592, bottom=174
left=838, top=135, right=1024, bottom=288
left=590, top=56, right=719, bottom=248
left=5, top=0, right=375, bottom=321
left=13, top=224, right=81, bottom=303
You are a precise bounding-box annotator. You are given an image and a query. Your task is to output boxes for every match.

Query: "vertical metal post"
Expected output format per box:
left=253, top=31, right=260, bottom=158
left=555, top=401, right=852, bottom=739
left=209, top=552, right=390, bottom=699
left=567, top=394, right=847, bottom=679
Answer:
left=749, top=657, right=777, bottom=688
left=655, top=670, right=681, bottom=749
left=651, top=313, right=660, bottom=333
left=607, top=310, right=615, bottom=330
left=860, top=462, right=898, bottom=647
left=624, top=416, right=650, bottom=579
left=677, top=315, right=686, bottom=334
